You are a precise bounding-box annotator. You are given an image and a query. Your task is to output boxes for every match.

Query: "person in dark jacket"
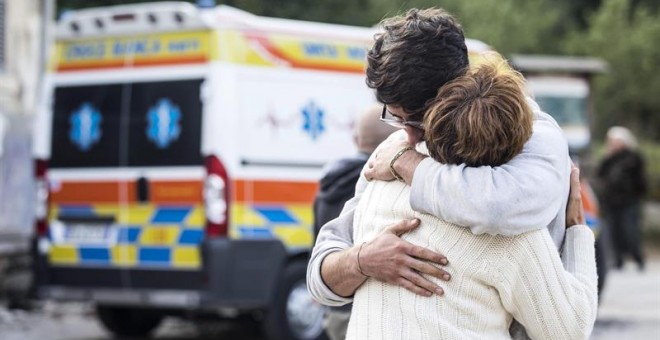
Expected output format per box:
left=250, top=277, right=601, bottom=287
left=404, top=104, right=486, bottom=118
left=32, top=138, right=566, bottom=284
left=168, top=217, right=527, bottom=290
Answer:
left=312, top=104, right=396, bottom=340
left=596, top=126, right=647, bottom=270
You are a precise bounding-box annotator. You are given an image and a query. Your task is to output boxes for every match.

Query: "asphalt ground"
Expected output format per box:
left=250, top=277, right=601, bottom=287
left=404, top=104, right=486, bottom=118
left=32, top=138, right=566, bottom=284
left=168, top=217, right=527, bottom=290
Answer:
left=1, top=246, right=658, bottom=340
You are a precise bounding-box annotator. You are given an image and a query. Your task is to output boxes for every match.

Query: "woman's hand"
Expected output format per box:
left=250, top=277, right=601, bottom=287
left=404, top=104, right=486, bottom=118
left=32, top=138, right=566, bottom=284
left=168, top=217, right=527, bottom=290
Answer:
left=365, top=136, right=411, bottom=182
left=365, top=134, right=426, bottom=184
left=566, top=165, right=586, bottom=228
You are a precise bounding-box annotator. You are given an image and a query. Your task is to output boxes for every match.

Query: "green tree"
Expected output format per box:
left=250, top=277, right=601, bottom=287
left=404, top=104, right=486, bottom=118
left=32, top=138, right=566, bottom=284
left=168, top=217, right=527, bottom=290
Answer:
left=565, top=0, right=660, bottom=139
left=54, top=0, right=660, bottom=141
left=444, top=0, right=565, bottom=55
left=360, top=0, right=566, bottom=55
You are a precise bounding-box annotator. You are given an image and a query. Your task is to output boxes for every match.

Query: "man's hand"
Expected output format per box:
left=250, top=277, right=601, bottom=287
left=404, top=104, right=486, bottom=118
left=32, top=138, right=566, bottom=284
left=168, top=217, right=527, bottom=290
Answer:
left=566, top=165, right=586, bottom=227
left=360, top=219, right=451, bottom=297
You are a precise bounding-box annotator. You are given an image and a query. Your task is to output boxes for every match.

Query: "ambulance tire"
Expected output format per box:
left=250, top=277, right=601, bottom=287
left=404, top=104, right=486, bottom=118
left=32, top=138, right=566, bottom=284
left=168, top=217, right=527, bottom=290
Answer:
left=263, top=260, right=328, bottom=340
left=96, top=305, right=163, bottom=337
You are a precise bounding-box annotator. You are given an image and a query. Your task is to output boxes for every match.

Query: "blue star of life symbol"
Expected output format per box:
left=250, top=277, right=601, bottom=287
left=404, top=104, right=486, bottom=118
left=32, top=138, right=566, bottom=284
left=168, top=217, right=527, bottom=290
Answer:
left=146, top=98, right=181, bottom=149
left=302, top=100, right=325, bottom=140
left=69, top=102, right=102, bottom=151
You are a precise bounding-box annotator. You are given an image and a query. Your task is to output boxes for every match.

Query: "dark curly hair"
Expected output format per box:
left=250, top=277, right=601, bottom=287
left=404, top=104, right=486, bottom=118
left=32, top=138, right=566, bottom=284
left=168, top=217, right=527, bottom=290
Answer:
left=366, top=8, right=469, bottom=118
left=424, top=52, right=533, bottom=167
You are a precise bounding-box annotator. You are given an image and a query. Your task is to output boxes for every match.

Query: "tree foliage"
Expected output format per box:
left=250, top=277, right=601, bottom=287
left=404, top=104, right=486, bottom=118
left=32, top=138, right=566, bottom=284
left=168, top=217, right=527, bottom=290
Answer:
left=55, top=0, right=660, bottom=141
left=565, top=0, right=660, bottom=139
left=430, top=0, right=565, bottom=56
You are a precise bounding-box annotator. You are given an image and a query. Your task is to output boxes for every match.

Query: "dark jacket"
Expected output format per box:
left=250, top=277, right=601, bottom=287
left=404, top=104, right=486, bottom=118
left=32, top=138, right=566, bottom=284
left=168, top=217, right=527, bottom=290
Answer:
left=596, top=148, right=647, bottom=209
left=312, top=153, right=368, bottom=313
left=313, top=153, right=369, bottom=239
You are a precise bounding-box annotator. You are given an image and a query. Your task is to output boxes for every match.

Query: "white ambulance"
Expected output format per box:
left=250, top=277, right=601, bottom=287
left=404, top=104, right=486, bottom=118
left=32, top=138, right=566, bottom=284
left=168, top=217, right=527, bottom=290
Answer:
left=33, top=2, right=487, bottom=339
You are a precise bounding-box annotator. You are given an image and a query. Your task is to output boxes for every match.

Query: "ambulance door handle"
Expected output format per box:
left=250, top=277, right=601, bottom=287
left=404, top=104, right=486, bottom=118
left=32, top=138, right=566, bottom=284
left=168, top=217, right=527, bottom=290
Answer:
left=136, top=177, right=149, bottom=203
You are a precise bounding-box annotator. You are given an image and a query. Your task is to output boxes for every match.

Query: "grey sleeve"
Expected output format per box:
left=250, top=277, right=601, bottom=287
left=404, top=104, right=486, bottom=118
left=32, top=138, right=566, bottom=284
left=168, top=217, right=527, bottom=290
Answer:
left=306, top=173, right=368, bottom=306
left=409, top=112, right=570, bottom=236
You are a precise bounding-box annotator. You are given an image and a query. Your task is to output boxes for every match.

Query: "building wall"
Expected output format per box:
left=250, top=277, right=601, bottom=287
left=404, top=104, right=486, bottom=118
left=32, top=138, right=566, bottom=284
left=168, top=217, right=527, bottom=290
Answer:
left=0, top=0, right=43, bottom=115
left=0, top=0, right=46, bottom=251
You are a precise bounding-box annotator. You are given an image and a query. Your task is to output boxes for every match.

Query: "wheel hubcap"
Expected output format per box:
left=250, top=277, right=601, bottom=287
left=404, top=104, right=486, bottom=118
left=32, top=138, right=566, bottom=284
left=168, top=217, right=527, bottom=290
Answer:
left=286, top=280, right=326, bottom=339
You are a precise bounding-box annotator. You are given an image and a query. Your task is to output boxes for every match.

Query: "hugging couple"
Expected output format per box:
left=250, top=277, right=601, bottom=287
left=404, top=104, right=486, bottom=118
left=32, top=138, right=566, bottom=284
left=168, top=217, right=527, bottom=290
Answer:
left=308, top=7, right=597, bottom=340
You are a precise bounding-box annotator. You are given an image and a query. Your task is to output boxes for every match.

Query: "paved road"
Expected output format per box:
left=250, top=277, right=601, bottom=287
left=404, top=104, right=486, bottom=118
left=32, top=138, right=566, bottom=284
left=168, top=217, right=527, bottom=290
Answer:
left=0, top=304, right=263, bottom=340
left=1, top=252, right=659, bottom=340
left=590, top=249, right=660, bottom=340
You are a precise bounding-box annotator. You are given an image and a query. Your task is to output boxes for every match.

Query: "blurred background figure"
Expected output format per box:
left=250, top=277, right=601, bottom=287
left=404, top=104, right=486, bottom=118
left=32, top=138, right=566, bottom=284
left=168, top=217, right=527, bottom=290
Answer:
left=596, top=126, right=647, bottom=271
left=312, top=104, right=396, bottom=340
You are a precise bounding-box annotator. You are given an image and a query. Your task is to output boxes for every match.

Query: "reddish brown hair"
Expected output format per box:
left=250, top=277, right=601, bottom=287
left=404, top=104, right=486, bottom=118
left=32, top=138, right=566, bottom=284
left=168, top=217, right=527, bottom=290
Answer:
left=424, top=52, right=533, bottom=167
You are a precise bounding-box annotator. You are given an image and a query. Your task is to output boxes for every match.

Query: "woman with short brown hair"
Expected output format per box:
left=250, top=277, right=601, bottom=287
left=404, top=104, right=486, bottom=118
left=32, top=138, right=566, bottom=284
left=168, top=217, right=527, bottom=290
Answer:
left=424, top=52, right=533, bottom=167
left=346, top=53, right=597, bottom=340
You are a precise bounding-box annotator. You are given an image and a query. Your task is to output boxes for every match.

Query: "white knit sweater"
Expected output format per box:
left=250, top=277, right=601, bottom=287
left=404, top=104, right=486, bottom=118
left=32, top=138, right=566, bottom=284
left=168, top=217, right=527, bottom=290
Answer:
left=348, top=179, right=598, bottom=340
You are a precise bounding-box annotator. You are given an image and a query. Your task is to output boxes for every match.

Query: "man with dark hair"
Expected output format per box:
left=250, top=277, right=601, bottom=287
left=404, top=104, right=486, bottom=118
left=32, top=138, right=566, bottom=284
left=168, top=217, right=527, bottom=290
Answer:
left=366, top=8, right=468, bottom=119
left=313, top=105, right=397, bottom=340
left=307, top=8, right=572, bottom=330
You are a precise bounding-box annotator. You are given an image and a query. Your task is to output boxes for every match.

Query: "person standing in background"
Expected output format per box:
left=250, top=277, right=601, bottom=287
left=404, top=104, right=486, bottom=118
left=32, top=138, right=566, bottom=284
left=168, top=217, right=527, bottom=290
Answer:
left=312, top=104, right=397, bottom=340
left=596, top=126, right=647, bottom=271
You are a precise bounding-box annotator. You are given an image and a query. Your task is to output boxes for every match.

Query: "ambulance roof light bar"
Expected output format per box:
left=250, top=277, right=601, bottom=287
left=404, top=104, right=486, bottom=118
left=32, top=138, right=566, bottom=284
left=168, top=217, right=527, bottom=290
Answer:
left=56, top=2, right=210, bottom=39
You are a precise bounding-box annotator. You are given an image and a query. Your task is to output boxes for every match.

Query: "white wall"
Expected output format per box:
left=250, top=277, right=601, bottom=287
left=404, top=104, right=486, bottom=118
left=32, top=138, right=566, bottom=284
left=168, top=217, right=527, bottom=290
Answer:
left=0, top=0, right=43, bottom=116
left=0, top=0, right=49, bottom=247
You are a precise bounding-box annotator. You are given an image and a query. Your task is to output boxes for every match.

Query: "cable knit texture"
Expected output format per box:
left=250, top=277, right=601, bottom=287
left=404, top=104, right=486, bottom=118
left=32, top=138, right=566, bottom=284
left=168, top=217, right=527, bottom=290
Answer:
left=347, top=180, right=598, bottom=340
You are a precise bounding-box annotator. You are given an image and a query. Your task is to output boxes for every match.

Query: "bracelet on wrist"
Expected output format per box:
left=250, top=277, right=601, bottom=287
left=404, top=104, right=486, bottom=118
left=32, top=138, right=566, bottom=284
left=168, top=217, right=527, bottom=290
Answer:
left=389, top=146, right=415, bottom=182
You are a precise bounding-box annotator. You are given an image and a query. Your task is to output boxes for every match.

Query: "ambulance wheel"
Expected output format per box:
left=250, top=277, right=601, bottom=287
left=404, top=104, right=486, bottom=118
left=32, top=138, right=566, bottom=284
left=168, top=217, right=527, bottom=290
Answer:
left=263, top=260, right=328, bottom=340
left=96, top=305, right=163, bottom=337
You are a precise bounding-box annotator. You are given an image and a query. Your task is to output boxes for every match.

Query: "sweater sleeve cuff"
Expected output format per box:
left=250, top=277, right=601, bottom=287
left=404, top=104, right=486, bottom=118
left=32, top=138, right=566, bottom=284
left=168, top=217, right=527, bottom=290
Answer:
left=561, top=225, right=596, bottom=275
left=307, top=245, right=355, bottom=306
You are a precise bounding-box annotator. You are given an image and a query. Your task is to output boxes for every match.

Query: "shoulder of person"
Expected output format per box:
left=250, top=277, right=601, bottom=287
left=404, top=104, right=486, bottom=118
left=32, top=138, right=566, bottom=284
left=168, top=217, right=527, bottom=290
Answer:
left=368, top=129, right=408, bottom=161
left=502, top=228, right=556, bottom=257
left=525, top=98, right=568, bottom=150
left=321, top=156, right=366, bottom=175
left=527, top=98, right=560, bottom=128
left=388, top=129, right=407, bottom=141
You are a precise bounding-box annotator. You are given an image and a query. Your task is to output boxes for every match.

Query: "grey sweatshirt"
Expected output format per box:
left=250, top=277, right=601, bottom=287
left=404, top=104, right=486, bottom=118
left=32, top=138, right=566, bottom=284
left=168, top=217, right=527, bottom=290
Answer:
left=307, top=98, right=572, bottom=306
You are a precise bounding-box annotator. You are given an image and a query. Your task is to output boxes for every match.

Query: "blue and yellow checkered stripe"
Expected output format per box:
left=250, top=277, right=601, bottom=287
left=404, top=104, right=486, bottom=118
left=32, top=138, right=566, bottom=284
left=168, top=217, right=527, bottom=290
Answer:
left=230, top=203, right=314, bottom=249
left=48, top=202, right=315, bottom=267
left=48, top=204, right=204, bottom=269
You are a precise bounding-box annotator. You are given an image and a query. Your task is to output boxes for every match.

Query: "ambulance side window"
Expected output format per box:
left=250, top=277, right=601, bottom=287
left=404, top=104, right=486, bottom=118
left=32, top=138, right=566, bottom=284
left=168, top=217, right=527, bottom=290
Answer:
left=128, top=79, right=203, bottom=166
left=50, top=85, right=122, bottom=168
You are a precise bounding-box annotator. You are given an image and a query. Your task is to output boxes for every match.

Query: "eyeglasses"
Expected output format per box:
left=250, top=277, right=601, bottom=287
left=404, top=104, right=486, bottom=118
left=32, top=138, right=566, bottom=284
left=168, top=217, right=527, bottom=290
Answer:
left=380, top=105, right=424, bottom=130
